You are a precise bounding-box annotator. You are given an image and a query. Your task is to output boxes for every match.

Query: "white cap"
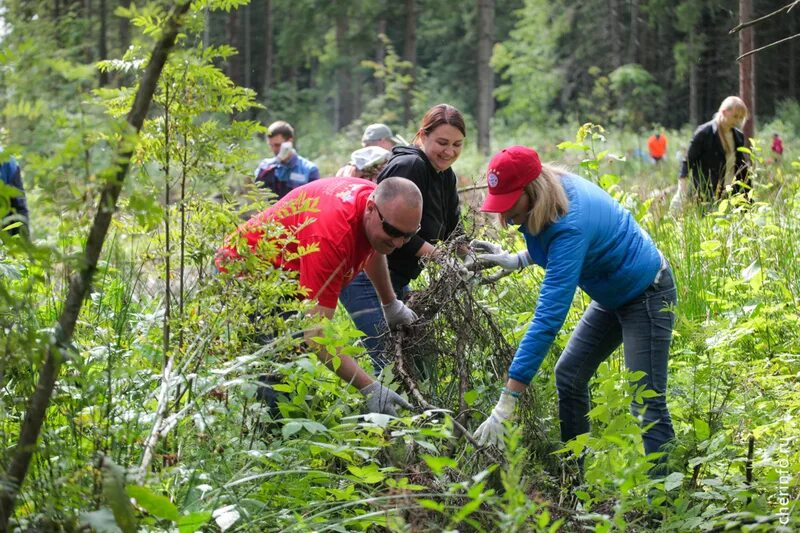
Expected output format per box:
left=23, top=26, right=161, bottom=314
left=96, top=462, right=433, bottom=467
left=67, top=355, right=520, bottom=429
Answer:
left=351, top=146, right=391, bottom=171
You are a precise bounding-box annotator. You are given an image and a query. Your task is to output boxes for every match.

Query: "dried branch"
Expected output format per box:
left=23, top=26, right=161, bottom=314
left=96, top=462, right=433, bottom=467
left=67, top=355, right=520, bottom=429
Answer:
left=729, top=1, right=799, bottom=34
left=737, top=32, right=800, bottom=61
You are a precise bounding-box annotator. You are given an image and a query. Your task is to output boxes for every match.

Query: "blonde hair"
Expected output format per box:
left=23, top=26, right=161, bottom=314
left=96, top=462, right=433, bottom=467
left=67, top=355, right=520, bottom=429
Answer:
left=715, top=96, right=748, bottom=127
left=522, top=164, right=569, bottom=235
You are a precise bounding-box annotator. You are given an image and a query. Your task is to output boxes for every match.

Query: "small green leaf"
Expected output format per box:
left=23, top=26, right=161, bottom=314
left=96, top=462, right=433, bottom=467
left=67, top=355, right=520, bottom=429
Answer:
left=421, top=454, right=457, bottom=476
left=282, top=421, right=303, bottom=439
left=664, top=472, right=685, bottom=491
left=302, top=421, right=328, bottom=434
left=177, top=512, right=213, bottom=533
left=418, top=498, right=444, bottom=512
left=347, top=463, right=385, bottom=484
left=694, top=418, right=710, bottom=441
left=464, top=389, right=479, bottom=406
left=126, top=486, right=179, bottom=522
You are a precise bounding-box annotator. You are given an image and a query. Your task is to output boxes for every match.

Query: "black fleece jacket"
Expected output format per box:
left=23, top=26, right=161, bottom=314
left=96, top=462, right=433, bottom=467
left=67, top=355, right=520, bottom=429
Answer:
left=376, top=145, right=461, bottom=285
left=680, top=119, right=749, bottom=201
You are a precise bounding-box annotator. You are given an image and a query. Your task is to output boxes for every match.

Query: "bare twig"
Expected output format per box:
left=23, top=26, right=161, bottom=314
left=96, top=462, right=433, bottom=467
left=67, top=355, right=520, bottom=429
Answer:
left=392, top=332, right=493, bottom=455
left=137, top=357, right=176, bottom=481
left=737, top=32, right=800, bottom=61
left=729, top=1, right=799, bottom=34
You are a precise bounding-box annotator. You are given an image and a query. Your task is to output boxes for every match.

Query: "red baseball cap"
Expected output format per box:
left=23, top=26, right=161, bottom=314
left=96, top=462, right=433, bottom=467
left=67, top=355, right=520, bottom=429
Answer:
left=480, top=146, right=543, bottom=213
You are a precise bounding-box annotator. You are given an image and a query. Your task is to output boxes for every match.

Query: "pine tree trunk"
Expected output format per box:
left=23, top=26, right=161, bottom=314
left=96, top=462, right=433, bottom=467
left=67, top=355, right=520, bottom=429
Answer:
left=262, top=0, right=274, bottom=95
left=244, top=3, right=251, bottom=89
left=98, top=0, right=108, bottom=86
left=607, top=0, right=622, bottom=69
left=403, top=0, right=417, bottom=125
left=335, top=1, right=354, bottom=129
left=375, top=17, right=387, bottom=95
left=119, top=0, right=132, bottom=52
left=739, top=0, right=755, bottom=139
left=626, top=0, right=639, bottom=64
left=476, top=0, right=494, bottom=156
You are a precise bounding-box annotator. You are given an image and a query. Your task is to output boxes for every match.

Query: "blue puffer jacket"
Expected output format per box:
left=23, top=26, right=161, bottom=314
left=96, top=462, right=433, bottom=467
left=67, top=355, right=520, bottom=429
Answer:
left=509, top=174, right=662, bottom=385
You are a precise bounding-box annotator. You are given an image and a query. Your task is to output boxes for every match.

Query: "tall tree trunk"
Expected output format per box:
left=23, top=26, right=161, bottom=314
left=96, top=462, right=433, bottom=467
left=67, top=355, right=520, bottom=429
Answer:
left=262, top=0, right=274, bottom=95
left=403, top=0, right=417, bottom=124
left=476, top=0, right=494, bottom=156
left=739, top=0, right=755, bottom=139
left=626, top=0, right=639, bottom=64
left=244, top=3, right=251, bottom=89
left=607, top=0, right=622, bottom=69
left=0, top=3, right=192, bottom=529
left=226, top=9, right=243, bottom=86
left=689, top=58, right=698, bottom=127
left=789, top=10, right=797, bottom=100
left=119, top=0, right=132, bottom=52
left=334, top=1, right=353, bottom=129
left=98, top=0, right=108, bottom=86
left=375, top=17, right=387, bottom=95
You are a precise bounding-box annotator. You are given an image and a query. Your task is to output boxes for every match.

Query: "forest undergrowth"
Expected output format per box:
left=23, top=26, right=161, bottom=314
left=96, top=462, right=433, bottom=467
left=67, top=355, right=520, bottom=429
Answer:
left=1, top=4, right=799, bottom=530
left=2, top=119, right=799, bottom=532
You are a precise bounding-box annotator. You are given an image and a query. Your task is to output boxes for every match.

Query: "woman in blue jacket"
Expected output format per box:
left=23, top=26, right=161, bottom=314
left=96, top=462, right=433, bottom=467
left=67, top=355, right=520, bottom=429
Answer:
left=472, top=146, right=676, bottom=475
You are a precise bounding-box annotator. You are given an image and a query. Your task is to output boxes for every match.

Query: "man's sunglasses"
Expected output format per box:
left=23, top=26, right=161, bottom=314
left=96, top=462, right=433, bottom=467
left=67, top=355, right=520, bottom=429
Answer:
left=374, top=204, right=420, bottom=240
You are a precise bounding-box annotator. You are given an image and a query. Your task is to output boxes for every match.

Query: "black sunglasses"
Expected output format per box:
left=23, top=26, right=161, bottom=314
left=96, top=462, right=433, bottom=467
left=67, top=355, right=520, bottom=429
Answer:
left=374, top=204, right=420, bottom=240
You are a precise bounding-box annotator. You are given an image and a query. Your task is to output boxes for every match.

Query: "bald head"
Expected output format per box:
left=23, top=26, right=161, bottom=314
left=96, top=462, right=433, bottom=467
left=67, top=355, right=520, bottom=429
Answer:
left=364, top=177, right=423, bottom=255
left=374, top=177, right=422, bottom=211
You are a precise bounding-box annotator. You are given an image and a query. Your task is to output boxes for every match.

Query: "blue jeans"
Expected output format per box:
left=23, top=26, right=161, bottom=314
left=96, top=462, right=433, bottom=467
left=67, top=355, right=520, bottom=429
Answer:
left=554, top=263, right=677, bottom=475
left=338, top=271, right=409, bottom=373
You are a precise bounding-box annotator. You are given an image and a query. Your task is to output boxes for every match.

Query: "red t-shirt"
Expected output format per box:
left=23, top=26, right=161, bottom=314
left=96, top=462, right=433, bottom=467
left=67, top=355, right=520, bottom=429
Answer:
left=217, top=178, right=376, bottom=308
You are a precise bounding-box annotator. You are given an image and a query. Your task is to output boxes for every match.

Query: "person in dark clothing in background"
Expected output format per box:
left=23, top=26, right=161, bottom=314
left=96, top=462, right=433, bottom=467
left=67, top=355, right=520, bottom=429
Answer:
left=0, top=148, right=30, bottom=238
left=338, top=103, right=466, bottom=372
left=671, top=96, right=750, bottom=209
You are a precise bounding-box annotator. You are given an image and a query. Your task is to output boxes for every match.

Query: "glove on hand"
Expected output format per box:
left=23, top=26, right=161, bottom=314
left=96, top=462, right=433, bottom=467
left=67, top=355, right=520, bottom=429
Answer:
left=382, top=298, right=418, bottom=328
left=277, top=141, right=295, bottom=163
left=465, top=239, right=530, bottom=272
left=467, top=246, right=531, bottom=272
left=469, top=239, right=504, bottom=255
left=473, top=391, right=518, bottom=448
left=440, top=254, right=472, bottom=280
left=360, top=381, right=413, bottom=416
left=670, top=178, right=689, bottom=213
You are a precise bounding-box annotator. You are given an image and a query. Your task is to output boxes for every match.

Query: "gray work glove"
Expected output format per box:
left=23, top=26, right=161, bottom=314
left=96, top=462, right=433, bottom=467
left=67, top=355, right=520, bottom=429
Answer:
left=382, top=298, right=417, bottom=328
left=466, top=239, right=531, bottom=272
left=360, top=381, right=413, bottom=416
left=473, top=391, right=518, bottom=448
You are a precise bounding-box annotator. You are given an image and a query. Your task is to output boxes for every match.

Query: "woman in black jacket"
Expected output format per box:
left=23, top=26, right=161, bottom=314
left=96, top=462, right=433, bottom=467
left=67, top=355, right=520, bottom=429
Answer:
left=339, top=104, right=465, bottom=372
left=673, top=96, right=750, bottom=207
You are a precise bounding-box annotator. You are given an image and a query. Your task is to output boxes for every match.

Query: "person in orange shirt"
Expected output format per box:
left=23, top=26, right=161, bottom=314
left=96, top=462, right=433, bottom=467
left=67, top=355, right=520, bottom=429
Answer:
left=647, top=132, right=668, bottom=163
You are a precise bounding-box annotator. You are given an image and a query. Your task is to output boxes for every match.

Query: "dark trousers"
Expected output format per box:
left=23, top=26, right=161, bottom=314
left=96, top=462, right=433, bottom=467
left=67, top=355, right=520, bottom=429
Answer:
left=554, top=264, right=677, bottom=476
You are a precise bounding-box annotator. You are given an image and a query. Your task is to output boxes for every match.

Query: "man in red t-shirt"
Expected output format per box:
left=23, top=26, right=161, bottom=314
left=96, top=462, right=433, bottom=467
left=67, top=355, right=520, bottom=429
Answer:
left=217, top=176, right=423, bottom=416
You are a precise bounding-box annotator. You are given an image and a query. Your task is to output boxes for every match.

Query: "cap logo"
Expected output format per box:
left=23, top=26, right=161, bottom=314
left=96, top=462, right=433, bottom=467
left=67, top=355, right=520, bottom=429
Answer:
left=487, top=172, right=499, bottom=188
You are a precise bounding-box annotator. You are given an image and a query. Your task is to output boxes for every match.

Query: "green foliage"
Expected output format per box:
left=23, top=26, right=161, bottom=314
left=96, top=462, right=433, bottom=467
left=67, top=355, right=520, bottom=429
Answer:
left=2, top=0, right=800, bottom=526
left=492, top=0, right=567, bottom=129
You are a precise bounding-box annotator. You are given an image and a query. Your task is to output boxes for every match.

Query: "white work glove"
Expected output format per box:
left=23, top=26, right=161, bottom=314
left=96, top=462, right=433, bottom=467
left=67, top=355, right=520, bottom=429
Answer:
left=360, top=381, right=413, bottom=416
left=382, top=298, right=418, bottom=328
left=670, top=178, right=689, bottom=213
left=440, top=254, right=472, bottom=280
left=277, top=141, right=295, bottom=163
left=473, top=390, right=518, bottom=448
left=466, top=239, right=531, bottom=272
